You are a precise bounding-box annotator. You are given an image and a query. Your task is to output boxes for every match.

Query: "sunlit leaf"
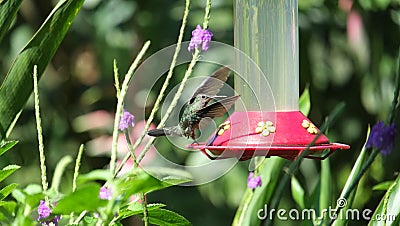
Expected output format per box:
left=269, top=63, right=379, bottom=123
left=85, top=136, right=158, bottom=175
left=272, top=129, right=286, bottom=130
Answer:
left=0, top=183, right=17, bottom=201
left=0, top=165, right=20, bottom=183
left=0, top=140, right=18, bottom=156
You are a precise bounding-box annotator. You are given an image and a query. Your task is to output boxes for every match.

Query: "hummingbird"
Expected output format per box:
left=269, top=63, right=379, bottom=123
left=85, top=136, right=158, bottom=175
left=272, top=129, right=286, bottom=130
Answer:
left=147, top=66, right=240, bottom=142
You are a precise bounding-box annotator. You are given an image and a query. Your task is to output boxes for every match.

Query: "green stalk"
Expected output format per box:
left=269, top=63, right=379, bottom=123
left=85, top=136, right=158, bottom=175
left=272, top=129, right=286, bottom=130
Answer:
left=69, top=144, right=84, bottom=224
left=137, top=0, right=212, bottom=164
left=123, top=130, right=148, bottom=226
left=33, top=65, right=48, bottom=195
left=137, top=49, right=200, bottom=162
left=114, top=0, right=191, bottom=177
left=109, top=41, right=150, bottom=174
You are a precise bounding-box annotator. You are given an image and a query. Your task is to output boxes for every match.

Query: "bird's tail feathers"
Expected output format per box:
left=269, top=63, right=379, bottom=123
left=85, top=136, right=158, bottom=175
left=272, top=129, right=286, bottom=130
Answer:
left=147, top=128, right=167, bottom=137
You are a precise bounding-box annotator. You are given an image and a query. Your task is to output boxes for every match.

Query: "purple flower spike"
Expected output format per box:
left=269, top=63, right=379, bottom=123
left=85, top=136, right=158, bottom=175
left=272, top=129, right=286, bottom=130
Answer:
left=201, top=29, right=213, bottom=51
left=188, top=25, right=204, bottom=51
left=119, top=109, right=135, bottom=131
left=38, top=200, right=51, bottom=220
left=366, top=121, right=397, bottom=156
left=247, top=172, right=262, bottom=189
left=99, top=186, right=113, bottom=200
left=37, top=200, right=62, bottom=225
left=188, top=25, right=213, bottom=52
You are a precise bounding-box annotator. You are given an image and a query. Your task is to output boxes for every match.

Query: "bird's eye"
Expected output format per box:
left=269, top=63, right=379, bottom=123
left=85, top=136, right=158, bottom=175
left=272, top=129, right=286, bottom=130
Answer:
left=201, top=95, right=206, bottom=99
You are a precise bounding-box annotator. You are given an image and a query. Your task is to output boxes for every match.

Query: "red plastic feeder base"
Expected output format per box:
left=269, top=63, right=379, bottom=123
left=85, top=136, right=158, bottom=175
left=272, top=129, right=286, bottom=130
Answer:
left=188, top=111, right=350, bottom=161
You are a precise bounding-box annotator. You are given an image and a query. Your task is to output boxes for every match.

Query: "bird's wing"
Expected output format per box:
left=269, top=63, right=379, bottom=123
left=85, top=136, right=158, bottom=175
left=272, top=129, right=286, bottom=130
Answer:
left=197, top=95, right=240, bottom=118
left=190, top=66, right=231, bottom=100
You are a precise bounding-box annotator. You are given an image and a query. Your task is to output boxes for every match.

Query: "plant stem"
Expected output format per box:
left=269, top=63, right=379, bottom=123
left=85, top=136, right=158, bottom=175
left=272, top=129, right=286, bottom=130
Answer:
left=141, top=193, right=149, bottom=226
left=109, top=41, right=150, bottom=175
left=123, top=130, right=149, bottom=226
left=69, top=144, right=84, bottom=224
left=203, top=0, right=212, bottom=29
left=136, top=0, right=212, bottom=163
left=114, top=0, right=191, bottom=176
left=72, top=144, right=84, bottom=192
left=33, top=65, right=48, bottom=195
left=137, top=50, right=200, bottom=162
left=123, top=130, right=139, bottom=168
left=113, top=59, right=121, bottom=98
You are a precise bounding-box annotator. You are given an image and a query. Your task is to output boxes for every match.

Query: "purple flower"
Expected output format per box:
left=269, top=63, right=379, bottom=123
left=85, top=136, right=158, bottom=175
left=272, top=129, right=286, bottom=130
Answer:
left=119, top=109, right=135, bottom=131
left=38, top=200, right=51, bottom=220
left=99, top=186, right=113, bottom=200
left=366, top=121, right=397, bottom=155
left=201, top=29, right=213, bottom=51
left=247, top=172, right=262, bottom=189
left=38, top=200, right=61, bottom=225
left=188, top=25, right=213, bottom=52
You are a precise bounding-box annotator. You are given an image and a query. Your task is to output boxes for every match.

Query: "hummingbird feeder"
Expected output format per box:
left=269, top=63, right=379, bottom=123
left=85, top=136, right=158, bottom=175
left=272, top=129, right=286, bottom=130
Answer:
left=189, top=0, right=349, bottom=161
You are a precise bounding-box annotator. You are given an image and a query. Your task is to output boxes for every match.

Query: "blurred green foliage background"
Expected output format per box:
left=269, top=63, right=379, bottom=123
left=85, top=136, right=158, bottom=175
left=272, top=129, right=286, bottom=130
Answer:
left=1, top=0, right=399, bottom=225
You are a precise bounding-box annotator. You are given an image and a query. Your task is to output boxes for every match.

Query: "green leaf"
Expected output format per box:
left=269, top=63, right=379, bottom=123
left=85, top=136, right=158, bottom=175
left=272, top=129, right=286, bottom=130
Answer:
left=117, top=170, right=190, bottom=198
left=0, top=140, right=18, bottom=156
left=11, top=188, right=25, bottom=204
left=373, top=181, right=395, bottom=191
left=0, top=183, right=17, bottom=201
left=147, top=208, right=191, bottom=226
left=52, top=183, right=105, bottom=214
left=77, top=169, right=112, bottom=184
left=0, top=200, right=16, bottom=215
left=318, top=159, right=332, bottom=225
left=145, top=167, right=193, bottom=183
left=0, top=0, right=84, bottom=139
left=299, top=85, right=311, bottom=116
left=0, top=165, right=20, bottom=183
left=118, top=203, right=166, bottom=220
left=369, top=174, right=400, bottom=226
left=232, top=157, right=285, bottom=226
left=24, top=184, right=42, bottom=195
left=128, top=203, right=166, bottom=212
left=50, top=155, right=73, bottom=192
left=333, top=128, right=369, bottom=226
left=291, top=176, right=305, bottom=209
left=0, top=0, right=23, bottom=43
